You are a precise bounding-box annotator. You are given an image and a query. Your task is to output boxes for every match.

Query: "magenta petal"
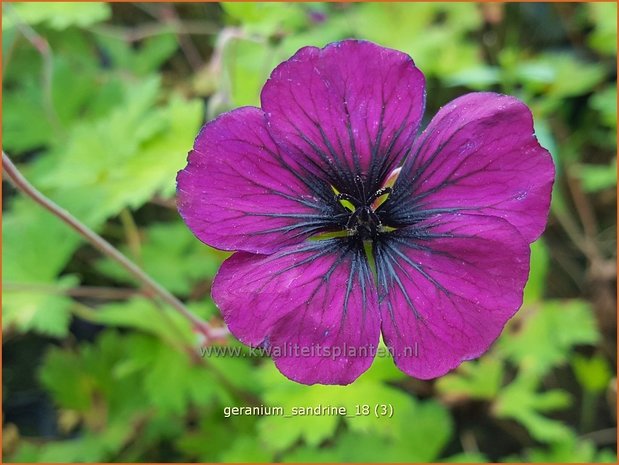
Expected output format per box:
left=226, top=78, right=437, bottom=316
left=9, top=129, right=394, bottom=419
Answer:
left=386, top=92, right=554, bottom=243
left=211, top=240, right=380, bottom=385
left=375, top=213, right=530, bottom=379
left=177, top=107, right=336, bottom=254
left=261, top=40, right=425, bottom=189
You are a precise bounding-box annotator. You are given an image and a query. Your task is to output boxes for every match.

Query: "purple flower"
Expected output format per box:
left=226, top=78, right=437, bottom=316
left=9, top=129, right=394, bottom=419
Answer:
left=177, top=40, right=554, bottom=385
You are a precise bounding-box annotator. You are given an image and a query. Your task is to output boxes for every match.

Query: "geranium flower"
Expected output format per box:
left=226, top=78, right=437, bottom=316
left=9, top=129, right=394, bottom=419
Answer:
left=177, top=40, right=554, bottom=385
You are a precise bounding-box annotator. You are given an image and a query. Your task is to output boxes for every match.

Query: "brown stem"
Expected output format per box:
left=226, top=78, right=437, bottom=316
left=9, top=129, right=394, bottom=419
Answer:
left=2, top=151, right=228, bottom=341
left=160, top=4, right=204, bottom=72
left=565, top=173, right=600, bottom=258
left=150, top=194, right=177, bottom=209
left=578, top=427, right=617, bottom=446
left=91, top=21, right=219, bottom=43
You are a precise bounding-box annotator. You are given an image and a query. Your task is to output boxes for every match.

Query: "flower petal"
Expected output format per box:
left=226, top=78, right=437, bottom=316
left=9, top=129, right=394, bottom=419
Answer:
left=383, top=92, right=554, bottom=243
left=212, top=239, right=380, bottom=385
left=177, top=107, right=340, bottom=254
left=261, top=40, right=426, bottom=193
left=374, top=213, right=530, bottom=379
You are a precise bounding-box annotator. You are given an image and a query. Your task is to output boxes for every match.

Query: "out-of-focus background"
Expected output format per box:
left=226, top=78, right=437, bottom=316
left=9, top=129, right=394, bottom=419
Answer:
left=2, top=2, right=617, bottom=462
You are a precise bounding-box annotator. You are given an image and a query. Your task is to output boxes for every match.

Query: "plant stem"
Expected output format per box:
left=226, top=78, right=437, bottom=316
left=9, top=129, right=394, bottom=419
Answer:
left=2, top=151, right=228, bottom=341
left=3, top=282, right=140, bottom=300
left=119, top=208, right=143, bottom=262
left=91, top=20, right=219, bottom=43
left=4, top=3, right=63, bottom=134
left=580, top=390, right=597, bottom=433
left=159, top=4, right=203, bottom=72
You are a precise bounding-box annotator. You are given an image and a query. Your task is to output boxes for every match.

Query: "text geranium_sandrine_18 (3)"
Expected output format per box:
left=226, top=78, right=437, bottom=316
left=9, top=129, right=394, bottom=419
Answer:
left=176, top=40, right=554, bottom=385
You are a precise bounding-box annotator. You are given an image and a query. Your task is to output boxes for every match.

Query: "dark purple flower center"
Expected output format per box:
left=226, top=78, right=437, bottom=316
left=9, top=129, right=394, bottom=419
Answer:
left=336, top=185, right=392, bottom=240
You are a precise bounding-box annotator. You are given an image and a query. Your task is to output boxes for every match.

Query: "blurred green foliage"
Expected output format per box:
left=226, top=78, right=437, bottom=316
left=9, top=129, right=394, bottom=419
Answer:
left=2, top=2, right=616, bottom=463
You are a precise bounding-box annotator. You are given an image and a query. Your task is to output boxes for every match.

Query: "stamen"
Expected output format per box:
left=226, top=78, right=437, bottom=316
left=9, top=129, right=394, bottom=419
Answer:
left=383, top=167, right=402, bottom=189
left=327, top=181, right=397, bottom=241
left=336, top=192, right=361, bottom=206
left=354, top=174, right=366, bottom=202
left=345, top=208, right=360, bottom=230
left=331, top=185, right=359, bottom=211
left=309, top=230, right=350, bottom=241
left=368, top=187, right=392, bottom=205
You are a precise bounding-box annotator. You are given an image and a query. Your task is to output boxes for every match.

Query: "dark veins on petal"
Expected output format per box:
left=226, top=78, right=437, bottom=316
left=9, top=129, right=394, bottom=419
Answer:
left=257, top=238, right=375, bottom=333
left=373, top=226, right=454, bottom=326
left=277, top=132, right=464, bottom=327
left=283, top=79, right=416, bottom=195
left=251, top=71, right=456, bottom=320
left=377, top=107, right=517, bottom=227
left=259, top=99, right=422, bottom=248
left=261, top=110, right=443, bottom=267
left=257, top=59, right=422, bottom=240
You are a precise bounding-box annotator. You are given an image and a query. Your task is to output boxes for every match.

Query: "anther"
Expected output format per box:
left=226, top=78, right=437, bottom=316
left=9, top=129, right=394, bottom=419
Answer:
left=368, top=186, right=392, bottom=204
left=335, top=192, right=361, bottom=208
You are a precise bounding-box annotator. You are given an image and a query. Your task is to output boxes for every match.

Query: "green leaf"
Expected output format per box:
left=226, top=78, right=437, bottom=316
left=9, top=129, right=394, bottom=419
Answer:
left=84, top=297, right=195, bottom=348
left=513, top=431, right=616, bottom=463
left=3, top=2, right=111, bottom=30
left=258, top=361, right=451, bottom=459
left=39, top=331, right=145, bottom=414
left=2, top=198, right=83, bottom=337
left=588, top=3, right=617, bottom=56
left=281, top=433, right=402, bottom=462
left=436, top=357, right=504, bottom=401
left=571, top=354, right=613, bottom=394
left=2, top=76, right=57, bottom=153
left=6, top=442, right=40, bottom=463
left=221, top=3, right=308, bottom=35
left=572, top=159, right=617, bottom=193
left=218, top=436, right=275, bottom=463
left=15, top=405, right=154, bottom=463
left=33, top=78, right=203, bottom=224
left=141, top=339, right=217, bottom=414
left=123, top=334, right=227, bottom=416
left=498, top=300, right=599, bottom=376
left=39, top=347, right=94, bottom=412
left=523, top=239, right=550, bottom=304
left=40, top=329, right=228, bottom=432
left=446, top=66, right=501, bottom=89
left=283, top=422, right=451, bottom=463
left=223, top=38, right=282, bottom=107
left=257, top=382, right=341, bottom=451
left=3, top=31, right=124, bottom=153
left=3, top=275, right=77, bottom=338
left=519, top=53, right=606, bottom=103
left=91, top=298, right=249, bottom=400
left=494, top=375, right=572, bottom=443
left=352, top=3, right=482, bottom=77
left=29, top=436, right=109, bottom=463
left=279, top=13, right=351, bottom=58
left=590, top=86, right=617, bottom=128
left=533, top=119, right=559, bottom=173
left=176, top=411, right=260, bottom=462
left=444, top=452, right=489, bottom=462
left=94, top=33, right=179, bottom=77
